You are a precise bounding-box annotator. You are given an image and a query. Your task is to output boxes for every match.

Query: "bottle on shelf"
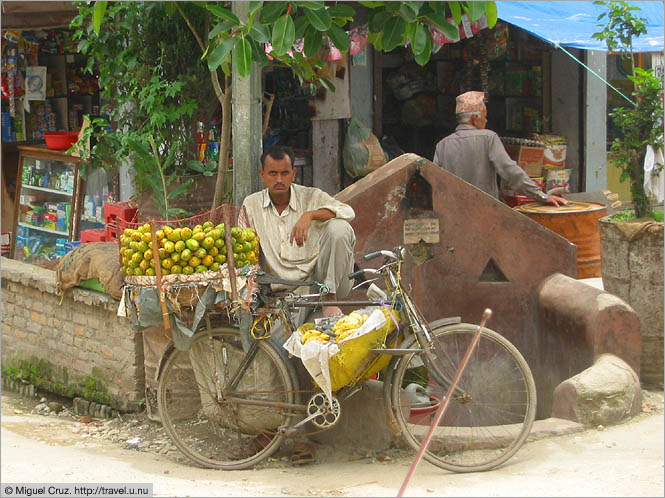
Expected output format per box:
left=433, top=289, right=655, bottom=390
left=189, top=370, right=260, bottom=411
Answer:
left=207, top=119, right=220, bottom=163
left=197, top=119, right=207, bottom=162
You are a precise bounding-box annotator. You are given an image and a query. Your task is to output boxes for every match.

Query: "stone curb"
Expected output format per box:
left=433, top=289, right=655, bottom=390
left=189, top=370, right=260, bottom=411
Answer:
left=527, top=417, right=585, bottom=442
left=2, top=378, right=119, bottom=419
left=2, top=377, right=36, bottom=398
left=72, top=397, right=119, bottom=419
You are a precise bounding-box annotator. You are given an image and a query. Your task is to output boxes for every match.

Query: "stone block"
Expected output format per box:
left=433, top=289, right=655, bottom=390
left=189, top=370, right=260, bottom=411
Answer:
left=87, top=315, right=102, bottom=329
left=310, top=380, right=395, bottom=451
left=3, top=290, right=15, bottom=304
left=13, top=316, right=26, bottom=330
left=552, top=354, right=641, bottom=426
left=73, top=312, right=87, bottom=326
left=73, top=324, right=86, bottom=337
left=101, top=345, right=114, bottom=359
left=26, top=320, right=41, bottom=334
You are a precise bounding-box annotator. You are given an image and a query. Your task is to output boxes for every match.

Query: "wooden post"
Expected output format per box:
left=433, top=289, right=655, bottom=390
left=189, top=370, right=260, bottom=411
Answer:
left=150, top=223, right=171, bottom=331
left=222, top=206, right=238, bottom=301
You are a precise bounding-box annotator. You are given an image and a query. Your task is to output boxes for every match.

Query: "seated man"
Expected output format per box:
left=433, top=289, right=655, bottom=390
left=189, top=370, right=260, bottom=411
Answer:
left=240, top=144, right=356, bottom=318
left=237, top=145, right=356, bottom=464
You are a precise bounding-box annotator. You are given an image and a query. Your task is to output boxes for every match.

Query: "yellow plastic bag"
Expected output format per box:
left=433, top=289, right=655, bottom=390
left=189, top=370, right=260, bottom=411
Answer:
left=329, top=307, right=401, bottom=391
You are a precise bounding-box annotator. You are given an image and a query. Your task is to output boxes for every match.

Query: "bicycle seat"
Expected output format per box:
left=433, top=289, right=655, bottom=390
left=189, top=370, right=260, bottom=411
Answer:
left=255, top=272, right=313, bottom=288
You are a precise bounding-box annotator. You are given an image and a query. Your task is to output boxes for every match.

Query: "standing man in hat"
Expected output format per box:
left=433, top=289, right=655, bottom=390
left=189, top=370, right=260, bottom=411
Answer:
left=433, top=90, right=567, bottom=206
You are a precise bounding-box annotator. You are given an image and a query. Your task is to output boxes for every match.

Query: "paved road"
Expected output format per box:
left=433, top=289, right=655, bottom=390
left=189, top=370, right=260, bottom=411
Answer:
left=1, top=393, right=663, bottom=497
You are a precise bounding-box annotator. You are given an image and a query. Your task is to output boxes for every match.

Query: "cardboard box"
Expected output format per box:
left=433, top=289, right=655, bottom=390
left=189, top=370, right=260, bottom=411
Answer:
left=518, top=146, right=545, bottom=177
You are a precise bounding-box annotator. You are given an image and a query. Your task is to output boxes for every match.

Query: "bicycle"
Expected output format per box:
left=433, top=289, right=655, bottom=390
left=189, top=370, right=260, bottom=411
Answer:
left=156, top=246, right=537, bottom=473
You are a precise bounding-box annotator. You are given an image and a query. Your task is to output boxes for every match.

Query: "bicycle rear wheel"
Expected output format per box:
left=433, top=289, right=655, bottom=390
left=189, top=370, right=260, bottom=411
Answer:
left=157, top=327, right=299, bottom=470
left=389, top=323, right=536, bottom=473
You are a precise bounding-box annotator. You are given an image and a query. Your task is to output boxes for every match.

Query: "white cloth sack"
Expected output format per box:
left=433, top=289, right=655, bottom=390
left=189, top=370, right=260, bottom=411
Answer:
left=644, top=143, right=664, bottom=203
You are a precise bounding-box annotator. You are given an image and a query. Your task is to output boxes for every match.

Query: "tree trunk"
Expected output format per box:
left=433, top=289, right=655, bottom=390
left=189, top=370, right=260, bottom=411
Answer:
left=630, top=151, right=650, bottom=218
left=212, top=77, right=232, bottom=210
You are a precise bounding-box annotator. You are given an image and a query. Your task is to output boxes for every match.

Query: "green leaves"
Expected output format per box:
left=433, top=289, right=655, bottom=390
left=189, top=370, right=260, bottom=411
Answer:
left=382, top=16, right=407, bottom=51
left=248, top=1, right=263, bottom=16
left=304, top=6, right=332, bottom=31
left=260, top=2, right=288, bottom=23
left=465, top=1, right=488, bottom=22
left=234, top=36, right=252, bottom=78
left=327, top=23, right=350, bottom=52
left=272, top=14, right=295, bottom=55
left=206, top=5, right=240, bottom=25
left=209, top=20, right=235, bottom=40
left=413, top=27, right=433, bottom=66
left=303, top=25, right=323, bottom=58
left=485, top=2, right=498, bottom=28
left=327, top=4, right=355, bottom=19
left=187, top=160, right=217, bottom=176
left=249, top=21, right=270, bottom=43
left=208, top=36, right=237, bottom=71
left=167, top=177, right=194, bottom=199
left=449, top=2, right=462, bottom=24
left=426, top=12, right=460, bottom=40
left=93, top=1, right=107, bottom=35
left=412, top=22, right=429, bottom=55
left=297, top=1, right=325, bottom=10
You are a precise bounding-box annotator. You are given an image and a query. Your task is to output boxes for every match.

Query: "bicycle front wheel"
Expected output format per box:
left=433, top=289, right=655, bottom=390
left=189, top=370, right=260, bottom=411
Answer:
left=389, top=323, right=536, bottom=473
left=157, top=327, right=299, bottom=470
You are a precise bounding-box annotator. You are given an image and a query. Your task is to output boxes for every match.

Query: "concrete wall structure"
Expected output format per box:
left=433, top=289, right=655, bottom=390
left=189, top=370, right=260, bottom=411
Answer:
left=336, top=153, right=641, bottom=418
left=583, top=51, right=608, bottom=193
left=1, top=258, right=144, bottom=411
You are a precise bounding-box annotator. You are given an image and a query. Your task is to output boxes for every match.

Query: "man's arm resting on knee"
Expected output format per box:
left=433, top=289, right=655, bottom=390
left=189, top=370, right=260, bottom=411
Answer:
left=290, top=208, right=336, bottom=246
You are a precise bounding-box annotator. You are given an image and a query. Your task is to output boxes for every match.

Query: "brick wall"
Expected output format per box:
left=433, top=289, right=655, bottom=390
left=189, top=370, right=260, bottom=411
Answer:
left=1, top=257, right=145, bottom=412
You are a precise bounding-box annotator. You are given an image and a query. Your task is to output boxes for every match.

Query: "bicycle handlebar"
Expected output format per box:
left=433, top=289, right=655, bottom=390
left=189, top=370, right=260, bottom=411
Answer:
left=364, top=249, right=402, bottom=261
left=363, top=250, right=384, bottom=261
left=348, top=269, right=365, bottom=280
left=350, top=247, right=404, bottom=280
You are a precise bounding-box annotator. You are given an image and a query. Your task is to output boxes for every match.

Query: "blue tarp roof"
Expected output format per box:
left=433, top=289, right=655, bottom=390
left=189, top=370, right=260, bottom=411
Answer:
left=497, top=1, right=664, bottom=52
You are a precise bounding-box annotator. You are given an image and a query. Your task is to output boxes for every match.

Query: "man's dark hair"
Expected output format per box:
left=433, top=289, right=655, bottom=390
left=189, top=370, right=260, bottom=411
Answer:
left=260, top=145, right=295, bottom=169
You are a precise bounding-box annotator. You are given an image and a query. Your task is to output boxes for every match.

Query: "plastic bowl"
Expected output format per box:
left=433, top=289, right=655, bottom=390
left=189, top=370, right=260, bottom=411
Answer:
left=44, top=131, right=79, bottom=150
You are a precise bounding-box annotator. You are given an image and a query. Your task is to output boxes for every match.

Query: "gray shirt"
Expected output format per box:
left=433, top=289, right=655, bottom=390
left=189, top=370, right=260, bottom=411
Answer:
left=432, top=124, right=548, bottom=201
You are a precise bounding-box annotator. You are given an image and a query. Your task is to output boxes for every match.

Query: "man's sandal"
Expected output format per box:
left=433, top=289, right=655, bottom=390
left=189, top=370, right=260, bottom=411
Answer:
left=232, top=432, right=274, bottom=459
left=290, top=442, right=316, bottom=465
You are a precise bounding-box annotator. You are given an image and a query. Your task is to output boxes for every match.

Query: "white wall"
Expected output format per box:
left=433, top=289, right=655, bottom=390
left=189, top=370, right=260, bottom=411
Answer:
left=583, top=51, right=608, bottom=193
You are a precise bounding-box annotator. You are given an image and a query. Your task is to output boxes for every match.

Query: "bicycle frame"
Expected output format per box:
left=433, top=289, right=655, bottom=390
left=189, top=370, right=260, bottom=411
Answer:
left=226, top=246, right=458, bottom=411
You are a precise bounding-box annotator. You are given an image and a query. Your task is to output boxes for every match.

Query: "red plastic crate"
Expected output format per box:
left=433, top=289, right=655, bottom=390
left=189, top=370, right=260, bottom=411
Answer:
left=80, top=228, right=107, bottom=243
left=105, top=223, right=120, bottom=242
left=104, top=201, right=138, bottom=226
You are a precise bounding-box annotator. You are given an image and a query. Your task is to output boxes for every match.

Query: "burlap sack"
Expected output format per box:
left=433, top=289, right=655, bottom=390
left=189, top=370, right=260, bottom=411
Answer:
left=55, top=242, right=123, bottom=299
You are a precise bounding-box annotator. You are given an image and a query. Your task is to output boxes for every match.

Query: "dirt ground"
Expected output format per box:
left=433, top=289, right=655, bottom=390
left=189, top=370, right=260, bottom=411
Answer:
left=1, top=388, right=664, bottom=497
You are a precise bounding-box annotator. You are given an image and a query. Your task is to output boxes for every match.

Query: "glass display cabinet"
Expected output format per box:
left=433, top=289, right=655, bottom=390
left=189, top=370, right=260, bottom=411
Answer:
left=10, top=145, right=83, bottom=263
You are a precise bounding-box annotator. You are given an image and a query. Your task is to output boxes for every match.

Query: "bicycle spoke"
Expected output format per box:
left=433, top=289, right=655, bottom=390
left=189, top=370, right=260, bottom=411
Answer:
left=158, top=329, right=298, bottom=470
left=389, top=324, right=536, bottom=473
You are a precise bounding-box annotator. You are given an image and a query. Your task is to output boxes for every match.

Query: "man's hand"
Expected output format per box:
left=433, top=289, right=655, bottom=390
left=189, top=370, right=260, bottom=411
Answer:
left=290, top=213, right=313, bottom=246
left=544, top=194, right=569, bottom=207
left=289, top=208, right=336, bottom=246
